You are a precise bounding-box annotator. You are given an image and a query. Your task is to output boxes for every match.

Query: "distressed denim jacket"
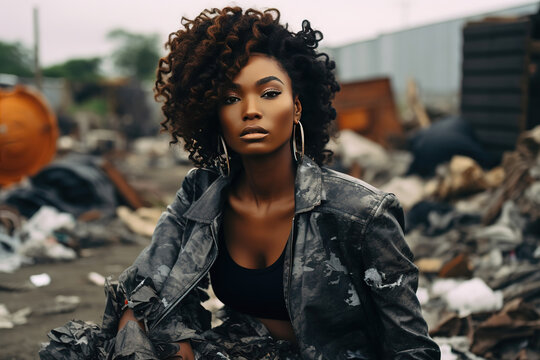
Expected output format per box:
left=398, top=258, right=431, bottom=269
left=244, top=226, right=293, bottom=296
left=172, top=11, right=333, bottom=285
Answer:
left=101, top=157, right=441, bottom=360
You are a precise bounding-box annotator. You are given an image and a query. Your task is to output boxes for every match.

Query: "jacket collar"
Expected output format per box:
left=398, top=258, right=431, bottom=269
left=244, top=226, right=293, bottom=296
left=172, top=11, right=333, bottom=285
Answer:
left=183, top=157, right=324, bottom=223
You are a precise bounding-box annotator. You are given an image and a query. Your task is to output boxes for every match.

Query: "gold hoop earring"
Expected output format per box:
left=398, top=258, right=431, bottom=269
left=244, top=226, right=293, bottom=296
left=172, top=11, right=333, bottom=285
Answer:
left=218, top=135, right=230, bottom=177
left=292, top=121, right=304, bottom=162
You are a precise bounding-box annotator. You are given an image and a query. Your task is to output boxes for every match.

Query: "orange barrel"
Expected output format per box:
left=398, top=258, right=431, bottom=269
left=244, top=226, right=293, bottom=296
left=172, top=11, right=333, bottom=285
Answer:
left=0, top=85, right=58, bottom=186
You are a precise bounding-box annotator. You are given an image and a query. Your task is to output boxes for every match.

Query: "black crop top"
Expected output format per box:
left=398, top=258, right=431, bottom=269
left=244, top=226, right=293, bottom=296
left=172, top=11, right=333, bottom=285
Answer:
left=209, top=233, right=290, bottom=321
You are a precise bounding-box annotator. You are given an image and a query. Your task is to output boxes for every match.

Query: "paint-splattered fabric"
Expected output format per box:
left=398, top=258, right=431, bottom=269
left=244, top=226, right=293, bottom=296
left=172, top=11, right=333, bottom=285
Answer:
left=40, top=157, right=440, bottom=359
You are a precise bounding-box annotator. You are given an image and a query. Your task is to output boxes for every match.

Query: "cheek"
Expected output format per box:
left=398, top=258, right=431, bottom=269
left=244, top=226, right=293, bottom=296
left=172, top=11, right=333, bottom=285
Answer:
left=278, top=106, right=294, bottom=121
left=272, top=102, right=296, bottom=129
left=218, top=108, right=236, bottom=135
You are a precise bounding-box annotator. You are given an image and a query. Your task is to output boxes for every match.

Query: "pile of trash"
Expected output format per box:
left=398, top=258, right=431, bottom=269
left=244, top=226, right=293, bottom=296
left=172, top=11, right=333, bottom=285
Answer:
left=332, top=125, right=540, bottom=359
left=0, top=153, right=164, bottom=274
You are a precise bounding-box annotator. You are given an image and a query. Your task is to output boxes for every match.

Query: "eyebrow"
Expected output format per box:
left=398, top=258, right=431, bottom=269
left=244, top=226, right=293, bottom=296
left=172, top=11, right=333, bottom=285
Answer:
left=255, top=76, right=284, bottom=86
left=229, top=75, right=284, bottom=90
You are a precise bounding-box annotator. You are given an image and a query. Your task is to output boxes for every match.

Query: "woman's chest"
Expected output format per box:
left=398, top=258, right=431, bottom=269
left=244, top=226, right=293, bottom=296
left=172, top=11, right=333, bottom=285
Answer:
left=222, top=201, right=294, bottom=269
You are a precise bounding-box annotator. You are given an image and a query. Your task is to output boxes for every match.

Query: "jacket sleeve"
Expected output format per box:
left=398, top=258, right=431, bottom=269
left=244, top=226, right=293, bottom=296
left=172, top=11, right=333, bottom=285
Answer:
left=359, top=193, right=440, bottom=360
left=101, top=168, right=212, bottom=359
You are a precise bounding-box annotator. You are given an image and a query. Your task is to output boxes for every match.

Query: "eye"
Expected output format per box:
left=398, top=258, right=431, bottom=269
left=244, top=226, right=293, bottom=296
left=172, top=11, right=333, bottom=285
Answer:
left=262, top=89, right=281, bottom=99
left=223, top=95, right=240, bottom=105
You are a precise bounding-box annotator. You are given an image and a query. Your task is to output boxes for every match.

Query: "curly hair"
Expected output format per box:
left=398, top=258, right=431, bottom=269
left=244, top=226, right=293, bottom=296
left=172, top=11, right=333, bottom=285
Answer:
left=154, top=7, right=340, bottom=168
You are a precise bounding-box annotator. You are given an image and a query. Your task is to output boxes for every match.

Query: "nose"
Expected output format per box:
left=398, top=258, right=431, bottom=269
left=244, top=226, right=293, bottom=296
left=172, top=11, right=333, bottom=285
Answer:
left=242, top=95, right=262, bottom=121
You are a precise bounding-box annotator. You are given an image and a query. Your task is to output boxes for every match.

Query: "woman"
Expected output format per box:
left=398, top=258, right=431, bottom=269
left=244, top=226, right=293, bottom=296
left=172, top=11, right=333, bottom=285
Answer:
left=41, top=7, right=440, bottom=360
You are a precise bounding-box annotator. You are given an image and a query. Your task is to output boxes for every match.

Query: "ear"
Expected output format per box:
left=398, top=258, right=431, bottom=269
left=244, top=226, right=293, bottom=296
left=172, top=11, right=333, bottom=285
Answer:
left=294, top=95, right=302, bottom=124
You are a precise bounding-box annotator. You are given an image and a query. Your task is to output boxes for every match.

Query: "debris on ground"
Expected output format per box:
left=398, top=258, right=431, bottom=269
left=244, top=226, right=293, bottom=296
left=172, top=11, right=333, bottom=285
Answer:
left=87, top=272, right=106, bottom=287
left=398, top=126, right=540, bottom=358
left=0, top=303, right=32, bottom=328
left=116, top=206, right=161, bottom=237
left=36, top=296, right=81, bottom=316
left=0, top=154, right=164, bottom=273
left=29, top=273, right=52, bottom=287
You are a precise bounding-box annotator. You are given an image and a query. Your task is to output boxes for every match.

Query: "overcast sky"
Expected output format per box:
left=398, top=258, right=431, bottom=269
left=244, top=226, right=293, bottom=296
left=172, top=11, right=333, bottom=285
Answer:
left=0, top=0, right=536, bottom=66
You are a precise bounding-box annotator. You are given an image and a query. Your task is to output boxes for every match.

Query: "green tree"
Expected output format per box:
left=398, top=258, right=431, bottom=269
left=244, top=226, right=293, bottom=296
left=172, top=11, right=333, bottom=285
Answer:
left=107, top=29, right=160, bottom=80
left=0, top=40, right=33, bottom=77
left=42, top=57, right=102, bottom=82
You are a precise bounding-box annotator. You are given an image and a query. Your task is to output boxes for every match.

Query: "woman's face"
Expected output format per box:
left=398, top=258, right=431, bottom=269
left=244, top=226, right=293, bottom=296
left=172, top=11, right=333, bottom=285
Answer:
left=219, top=54, right=301, bottom=159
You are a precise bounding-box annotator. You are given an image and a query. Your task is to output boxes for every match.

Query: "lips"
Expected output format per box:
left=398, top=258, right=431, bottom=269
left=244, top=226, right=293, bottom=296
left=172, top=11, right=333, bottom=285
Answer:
left=240, top=126, right=269, bottom=137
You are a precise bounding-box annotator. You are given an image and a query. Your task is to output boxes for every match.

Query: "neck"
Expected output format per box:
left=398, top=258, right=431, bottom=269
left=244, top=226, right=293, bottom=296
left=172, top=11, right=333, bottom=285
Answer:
left=235, top=146, right=296, bottom=205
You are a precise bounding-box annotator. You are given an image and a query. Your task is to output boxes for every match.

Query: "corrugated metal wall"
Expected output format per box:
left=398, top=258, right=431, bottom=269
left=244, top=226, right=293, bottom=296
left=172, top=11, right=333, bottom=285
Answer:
left=327, top=2, right=539, bottom=111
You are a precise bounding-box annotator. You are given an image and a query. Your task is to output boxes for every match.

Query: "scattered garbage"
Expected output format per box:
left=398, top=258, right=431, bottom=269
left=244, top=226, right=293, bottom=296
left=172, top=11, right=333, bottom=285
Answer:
left=443, top=278, right=503, bottom=316
left=398, top=126, right=540, bottom=357
left=37, top=296, right=81, bottom=315
left=88, top=272, right=106, bottom=287
left=0, top=304, right=32, bottom=328
left=427, top=156, right=504, bottom=201
left=23, top=206, right=75, bottom=238
left=0, top=207, right=149, bottom=273
left=9, top=206, right=77, bottom=264
left=30, top=273, right=52, bottom=287
left=380, top=175, right=425, bottom=211
left=439, top=344, right=459, bottom=360
left=0, top=205, right=29, bottom=273
left=416, top=287, right=430, bottom=306
left=433, top=337, right=483, bottom=360
left=1, top=154, right=124, bottom=219
left=0, top=233, right=27, bottom=273
left=470, top=298, right=540, bottom=357
left=330, top=130, right=411, bottom=186
left=116, top=206, right=161, bottom=237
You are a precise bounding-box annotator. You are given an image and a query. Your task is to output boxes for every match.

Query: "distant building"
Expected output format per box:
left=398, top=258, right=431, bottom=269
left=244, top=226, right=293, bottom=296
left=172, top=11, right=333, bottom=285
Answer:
left=327, top=1, right=539, bottom=112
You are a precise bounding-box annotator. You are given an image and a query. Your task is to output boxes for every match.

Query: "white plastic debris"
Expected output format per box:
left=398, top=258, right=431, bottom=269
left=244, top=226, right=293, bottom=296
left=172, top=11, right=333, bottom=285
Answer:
left=431, top=278, right=463, bottom=298
left=434, top=337, right=484, bottom=360
left=23, top=206, right=75, bottom=242
left=20, top=238, right=77, bottom=261
left=416, top=287, right=429, bottom=306
left=55, top=295, right=81, bottom=306
left=0, top=304, right=12, bottom=328
left=330, top=130, right=392, bottom=184
left=30, top=273, right=51, bottom=287
left=439, top=344, right=458, bottom=360
left=36, top=295, right=81, bottom=315
left=0, top=253, right=24, bottom=273
left=443, top=278, right=503, bottom=317
left=534, top=246, right=540, bottom=259
left=0, top=304, right=31, bottom=328
left=380, top=176, right=425, bottom=211
left=88, top=272, right=106, bottom=286
left=0, top=231, right=28, bottom=273
left=19, top=206, right=77, bottom=261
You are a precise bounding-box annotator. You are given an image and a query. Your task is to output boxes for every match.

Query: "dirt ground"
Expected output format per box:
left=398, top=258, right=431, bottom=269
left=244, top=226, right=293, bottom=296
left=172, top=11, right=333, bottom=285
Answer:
left=0, top=242, right=146, bottom=359
left=0, top=156, right=192, bottom=360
